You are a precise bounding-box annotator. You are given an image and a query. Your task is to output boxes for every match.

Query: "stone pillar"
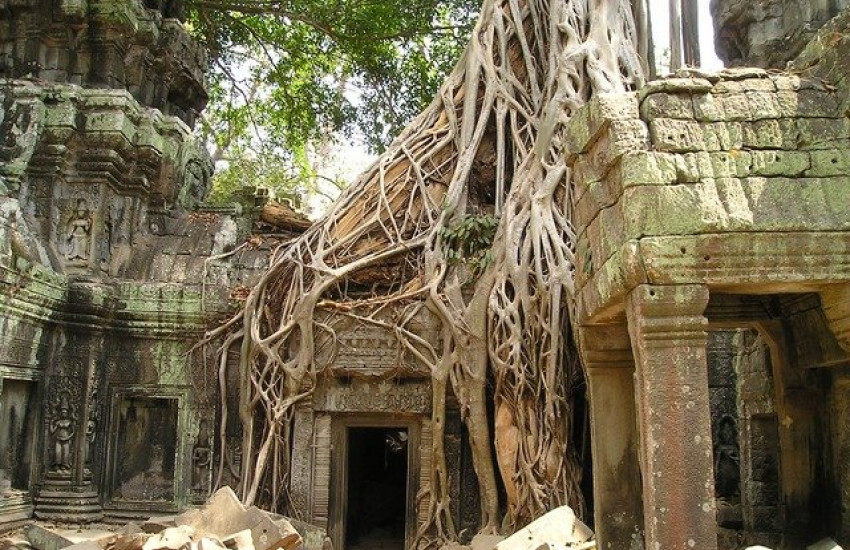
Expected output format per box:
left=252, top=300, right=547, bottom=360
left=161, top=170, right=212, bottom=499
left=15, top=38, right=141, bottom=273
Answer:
left=35, top=282, right=106, bottom=522
left=289, top=403, right=315, bottom=518
left=626, top=285, right=716, bottom=550
left=579, top=325, right=644, bottom=550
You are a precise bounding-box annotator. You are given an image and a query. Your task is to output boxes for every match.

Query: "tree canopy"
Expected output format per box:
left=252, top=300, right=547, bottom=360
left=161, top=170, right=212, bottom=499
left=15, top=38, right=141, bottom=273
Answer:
left=185, top=0, right=479, bottom=206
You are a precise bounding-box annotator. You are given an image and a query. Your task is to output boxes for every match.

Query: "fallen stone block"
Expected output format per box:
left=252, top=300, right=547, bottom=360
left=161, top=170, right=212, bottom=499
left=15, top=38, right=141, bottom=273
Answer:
left=494, top=507, right=592, bottom=550
left=176, top=488, right=301, bottom=550
left=120, top=524, right=144, bottom=536
left=220, top=531, right=254, bottom=550
left=25, top=526, right=73, bottom=550
left=59, top=542, right=102, bottom=550
left=470, top=534, right=504, bottom=550
left=808, top=539, right=844, bottom=550
left=112, top=533, right=151, bottom=550
left=191, top=539, right=227, bottom=550
left=279, top=517, right=326, bottom=550
left=142, top=518, right=177, bottom=535
left=142, top=527, right=195, bottom=550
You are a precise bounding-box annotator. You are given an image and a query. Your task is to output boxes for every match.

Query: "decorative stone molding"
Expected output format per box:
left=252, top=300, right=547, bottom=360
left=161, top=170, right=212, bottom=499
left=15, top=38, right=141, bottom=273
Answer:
left=0, top=0, right=207, bottom=126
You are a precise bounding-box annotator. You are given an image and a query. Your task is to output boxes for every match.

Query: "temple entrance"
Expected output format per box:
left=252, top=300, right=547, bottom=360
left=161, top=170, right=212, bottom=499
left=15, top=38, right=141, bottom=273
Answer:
left=110, top=396, right=179, bottom=503
left=0, top=379, right=38, bottom=494
left=345, top=427, right=408, bottom=550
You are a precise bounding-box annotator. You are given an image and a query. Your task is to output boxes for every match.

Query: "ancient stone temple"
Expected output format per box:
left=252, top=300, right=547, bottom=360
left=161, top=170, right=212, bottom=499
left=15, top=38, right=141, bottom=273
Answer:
left=572, top=10, right=850, bottom=547
left=0, top=0, right=279, bottom=528
left=2, top=2, right=850, bottom=550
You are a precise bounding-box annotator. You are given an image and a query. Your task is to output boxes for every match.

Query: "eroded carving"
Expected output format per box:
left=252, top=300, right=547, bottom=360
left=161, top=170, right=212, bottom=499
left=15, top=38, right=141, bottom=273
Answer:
left=50, top=392, right=76, bottom=474
left=65, top=199, right=93, bottom=263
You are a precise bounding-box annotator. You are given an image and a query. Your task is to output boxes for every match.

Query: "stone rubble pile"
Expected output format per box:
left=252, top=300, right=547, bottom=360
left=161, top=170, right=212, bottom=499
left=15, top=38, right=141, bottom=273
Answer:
left=2, top=489, right=331, bottom=550
left=441, top=506, right=595, bottom=550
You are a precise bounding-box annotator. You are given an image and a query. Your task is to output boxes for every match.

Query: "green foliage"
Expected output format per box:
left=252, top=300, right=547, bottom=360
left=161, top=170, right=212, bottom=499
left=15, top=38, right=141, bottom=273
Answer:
left=438, top=214, right=499, bottom=278
left=186, top=0, right=478, bottom=206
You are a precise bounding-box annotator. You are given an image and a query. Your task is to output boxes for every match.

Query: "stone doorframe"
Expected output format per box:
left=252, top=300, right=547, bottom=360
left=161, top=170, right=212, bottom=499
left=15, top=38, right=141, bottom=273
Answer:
left=0, top=368, right=42, bottom=528
left=102, top=385, right=191, bottom=513
left=579, top=287, right=850, bottom=550
left=327, top=414, right=423, bottom=550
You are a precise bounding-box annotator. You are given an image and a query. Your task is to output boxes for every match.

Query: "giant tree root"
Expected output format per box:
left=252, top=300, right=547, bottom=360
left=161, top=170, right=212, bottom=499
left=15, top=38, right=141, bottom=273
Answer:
left=206, top=0, right=642, bottom=546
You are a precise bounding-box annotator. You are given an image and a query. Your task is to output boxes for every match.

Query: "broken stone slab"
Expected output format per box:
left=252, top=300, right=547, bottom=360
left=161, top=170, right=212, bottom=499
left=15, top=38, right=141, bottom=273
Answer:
left=60, top=542, right=102, bottom=550
left=120, top=523, right=144, bottom=536
left=142, top=526, right=196, bottom=550
left=111, top=533, right=152, bottom=550
left=470, top=534, right=505, bottom=550
left=494, top=506, right=593, bottom=550
left=807, top=539, right=844, bottom=550
left=220, top=530, right=254, bottom=550
left=191, top=539, right=227, bottom=550
left=175, top=487, right=301, bottom=550
left=142, top=517, right=177, bottom=534
left=24, top=526, right=74, bottom=550
left=270, top=516, right=326, bottom=550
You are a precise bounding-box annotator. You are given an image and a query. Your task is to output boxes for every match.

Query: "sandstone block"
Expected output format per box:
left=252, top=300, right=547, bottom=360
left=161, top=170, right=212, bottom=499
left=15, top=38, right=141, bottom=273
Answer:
left=62, top=542, right=101, bottom=550
left=220, top=531, right=254, bottom=550
left=748, top=150, right=810, bottom=177
left=640, top=93, right=694, bottom=120
left=469, top=534, right=505, bottom=550
left=650, top=119, right=708, bottom=152
left=493, top=506, right=592, bottom=550
left=807, top=150, right=850, bottom=177
left=797, top=118, right=850, bottom=148
left=176, top=488, right=302, bottom=550
left=24, top=526, right=73, bottom=550
left=142, top=527, right=195, bottom=550
left=639, top=78, right=713, bottom=100
left=619, top=152, right=678, bottom=187
left=692, top=93, right=727, bottom=122
left=142, top=517, right=177, bottom=534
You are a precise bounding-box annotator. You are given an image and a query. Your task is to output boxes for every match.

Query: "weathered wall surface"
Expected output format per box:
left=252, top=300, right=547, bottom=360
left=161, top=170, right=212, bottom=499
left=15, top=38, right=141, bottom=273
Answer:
left=0, top=0, right=207, bottom=126
left=711, top=0, right=850, bottom=68
left=569, top=66, right=850, bottom=549
left=0, top=0, right=280, bottom=528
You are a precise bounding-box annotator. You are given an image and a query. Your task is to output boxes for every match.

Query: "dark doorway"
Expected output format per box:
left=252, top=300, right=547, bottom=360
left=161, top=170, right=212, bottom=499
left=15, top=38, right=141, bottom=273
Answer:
left=0, top=379, right=38, bottom=492
left=346, top=427, right=408, bottom=550
left=111, top=396, right=179, bottom=502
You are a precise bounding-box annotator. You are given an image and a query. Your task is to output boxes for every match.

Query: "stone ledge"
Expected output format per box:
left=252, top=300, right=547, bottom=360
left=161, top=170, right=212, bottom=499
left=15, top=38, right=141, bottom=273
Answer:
left=577, top=232, right=850, bottom=323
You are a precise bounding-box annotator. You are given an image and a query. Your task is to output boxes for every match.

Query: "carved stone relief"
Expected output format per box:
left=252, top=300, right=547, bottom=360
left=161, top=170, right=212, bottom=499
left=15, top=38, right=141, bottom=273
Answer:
left=314, top=379, right=431, bottom=414
left=65, top=199, right=93, bottom=264
left=191, top=418, right=212, bottom=496
left=49, top=390, right=76, bottom=475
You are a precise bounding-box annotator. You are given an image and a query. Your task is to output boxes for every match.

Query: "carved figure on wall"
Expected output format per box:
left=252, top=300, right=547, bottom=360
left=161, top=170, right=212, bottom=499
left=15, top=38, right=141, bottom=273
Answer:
left=50, top=393, right=76, bottom=473
left=714, top=415, right=741, bottom=498
left=84, top=388, right=98, bottom=471
left=65, top=199, right=92, bottom=262
left=178, top=157, right=211, bottom=210
left=191, top=419, right=211, bottom=493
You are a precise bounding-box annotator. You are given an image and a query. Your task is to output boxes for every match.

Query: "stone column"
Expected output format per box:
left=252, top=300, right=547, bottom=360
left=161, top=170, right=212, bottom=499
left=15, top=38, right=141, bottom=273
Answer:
left=579, top=324, right=644, bottom=550
left=289, top=403, right=315, bottom=518
left=626, top=285, right=716, bottom=550
left=35, top=282, right=106, bottom=522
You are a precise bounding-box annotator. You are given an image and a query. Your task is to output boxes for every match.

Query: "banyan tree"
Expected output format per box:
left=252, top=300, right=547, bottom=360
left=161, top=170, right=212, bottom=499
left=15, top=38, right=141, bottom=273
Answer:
left=207, top=0, right=650, bottom=545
